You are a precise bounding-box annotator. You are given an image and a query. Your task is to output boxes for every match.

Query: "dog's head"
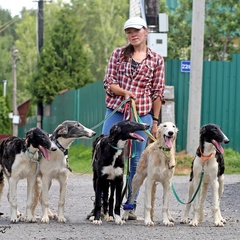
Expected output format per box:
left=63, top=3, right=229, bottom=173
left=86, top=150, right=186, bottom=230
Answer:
left=108, top=121, right=150, bottom=143
left=156, top=122, right=178, bottom=149
left=25, top=127, right=56, bottom=160
left=199, top=124, right=229, bottom=154
left=52, top=120, right=96, bottom=140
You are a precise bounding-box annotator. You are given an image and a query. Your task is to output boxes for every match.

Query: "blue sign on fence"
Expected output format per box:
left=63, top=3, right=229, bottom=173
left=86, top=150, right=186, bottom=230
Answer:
left=181, top=60, right=191, bottom=73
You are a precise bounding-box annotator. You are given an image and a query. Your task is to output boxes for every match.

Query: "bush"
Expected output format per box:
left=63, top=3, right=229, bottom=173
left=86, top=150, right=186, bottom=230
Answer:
left=68, top=145, right=240, bottom=175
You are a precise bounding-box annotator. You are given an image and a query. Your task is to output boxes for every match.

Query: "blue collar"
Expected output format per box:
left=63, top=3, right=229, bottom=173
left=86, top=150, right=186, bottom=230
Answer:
left=108, top=143, right=124, bottom=151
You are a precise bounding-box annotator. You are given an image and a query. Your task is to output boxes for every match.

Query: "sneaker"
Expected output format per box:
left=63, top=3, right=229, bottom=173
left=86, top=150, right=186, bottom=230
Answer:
left=128, top=210, right=137, bottom=220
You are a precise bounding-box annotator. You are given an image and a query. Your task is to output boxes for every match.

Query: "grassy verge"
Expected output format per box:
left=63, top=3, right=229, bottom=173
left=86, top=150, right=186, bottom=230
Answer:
left=68, top=145, right=240, bottom=175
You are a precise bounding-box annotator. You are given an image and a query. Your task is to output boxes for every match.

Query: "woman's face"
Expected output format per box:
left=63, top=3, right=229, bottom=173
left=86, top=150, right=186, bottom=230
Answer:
left=125, top=27, right=148, bottom=46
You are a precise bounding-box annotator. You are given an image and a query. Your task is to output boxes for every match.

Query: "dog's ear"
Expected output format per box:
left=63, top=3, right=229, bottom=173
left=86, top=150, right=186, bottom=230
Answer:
left=109, top=125, right=121, bottom=142
left=25, top=128, right=34, bottom=146
left=57, top=125, right=68, bottom=135
left=200, top=126, right=206, bottom=135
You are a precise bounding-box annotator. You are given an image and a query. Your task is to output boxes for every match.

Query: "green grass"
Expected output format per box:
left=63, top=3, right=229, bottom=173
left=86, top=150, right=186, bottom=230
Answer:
left=68, top=145, right=240, bottom=175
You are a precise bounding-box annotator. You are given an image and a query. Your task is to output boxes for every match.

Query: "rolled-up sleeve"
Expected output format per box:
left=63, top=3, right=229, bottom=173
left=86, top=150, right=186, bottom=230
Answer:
left=103, top=49, right=121, bottom=96
left=151, top=56, right=165, bottom=104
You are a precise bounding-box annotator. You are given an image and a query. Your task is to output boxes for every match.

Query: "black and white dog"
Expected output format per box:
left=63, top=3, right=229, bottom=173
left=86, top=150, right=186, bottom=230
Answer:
left=181, top=124, right=229, bottom=227
left=35, top=120, right=96, bottom=223
left=91, top=120, right=150, bottom=225
left=0, top=127, right=56, bottom=223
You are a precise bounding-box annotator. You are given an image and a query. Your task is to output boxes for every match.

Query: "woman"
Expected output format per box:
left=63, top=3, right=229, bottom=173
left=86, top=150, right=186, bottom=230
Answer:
left=88, top=16, right=165, bottom=220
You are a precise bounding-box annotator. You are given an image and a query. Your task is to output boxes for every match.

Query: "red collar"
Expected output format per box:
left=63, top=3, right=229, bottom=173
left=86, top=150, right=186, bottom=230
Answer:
left=200, top=148, right=215, bottom=162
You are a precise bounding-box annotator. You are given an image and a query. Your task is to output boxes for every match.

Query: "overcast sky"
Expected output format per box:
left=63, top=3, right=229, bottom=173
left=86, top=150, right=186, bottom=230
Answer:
left=0, top=0, right=38, bottom=17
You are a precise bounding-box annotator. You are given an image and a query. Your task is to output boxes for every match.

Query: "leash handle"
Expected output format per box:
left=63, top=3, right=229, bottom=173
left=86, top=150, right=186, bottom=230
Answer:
left=171, top=170, right=204, bottom=204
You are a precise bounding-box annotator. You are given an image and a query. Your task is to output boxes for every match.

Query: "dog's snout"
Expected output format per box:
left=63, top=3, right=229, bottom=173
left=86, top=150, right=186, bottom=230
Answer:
left=224, top=138, right=229, bottom=144
left=51, top=146, right=57, bottom=151
left=168, top=131, right=174, bottom=136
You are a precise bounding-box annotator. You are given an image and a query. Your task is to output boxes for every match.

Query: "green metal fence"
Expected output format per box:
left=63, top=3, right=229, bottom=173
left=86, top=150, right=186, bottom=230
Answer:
left=19, top=54, right=240, bottom=152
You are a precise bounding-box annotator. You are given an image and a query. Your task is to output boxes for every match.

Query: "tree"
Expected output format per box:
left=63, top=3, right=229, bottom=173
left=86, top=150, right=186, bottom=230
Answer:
left=31, top=3, right=94, bottom=104
left=0, top=96, right=11, bottom=135
left=160, top=0, right=240, bottom=60
left=72, top=0, right=129, bottom=81
left=205, top=0, right=240, bottom=61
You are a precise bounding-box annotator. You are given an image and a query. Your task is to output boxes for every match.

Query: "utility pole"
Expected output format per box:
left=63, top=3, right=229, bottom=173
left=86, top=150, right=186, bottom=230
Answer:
left=187, top=0, right=206, bottom=155
left=12, top=46, right=19, bottom=136
left=37, top=0, right=44, bottom=128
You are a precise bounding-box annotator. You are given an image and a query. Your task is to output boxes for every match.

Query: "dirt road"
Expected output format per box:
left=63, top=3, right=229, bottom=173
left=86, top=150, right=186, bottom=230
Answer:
left=0, top=174, right=239, bottom=240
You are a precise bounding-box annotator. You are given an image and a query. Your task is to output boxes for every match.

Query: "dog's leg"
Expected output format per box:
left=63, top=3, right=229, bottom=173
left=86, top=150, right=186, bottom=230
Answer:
left=162, top=180, right=174, bottom=226
left=181, top=180, right=194, bottom=224
left=199, top=182, right=208, bottom=223
left=144, top=177, right=155, bottom=226
left=218, top=175, right=226, bottom=224
left=93, top=178, right=103, bottom=225
left=32, top=177, right=42, bottom=217
left=150, top=182, right=157, bottom=221
left=8, top=177, right=19, bottom=223
left=210, top=177, right=224, bottom=227
left=40, top=176, right=51, bottom=223
left=122, top=164, right=147, bottom=220
left=57, top=173, right=68, bottom=223
left=190, top=174, right=202, bottom=227
left=114, top=176, right=125, bottom=225
left=105, top=181, right=113, bottom=221
left=25, top=175, right=38, bottom=222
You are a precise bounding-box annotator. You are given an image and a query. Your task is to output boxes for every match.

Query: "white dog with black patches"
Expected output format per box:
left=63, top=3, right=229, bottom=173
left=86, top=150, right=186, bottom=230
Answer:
left=0, top=127, right=56, bottom=223
left=123, top=122, right=178, bottom=226
left=34, top=120, right=96, bottom=223
left=181, top=123, right=229, bottom=227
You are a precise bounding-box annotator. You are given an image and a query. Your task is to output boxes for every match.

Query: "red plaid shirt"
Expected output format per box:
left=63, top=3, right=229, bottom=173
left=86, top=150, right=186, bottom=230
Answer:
left=103, top=46, right=165, bottom=116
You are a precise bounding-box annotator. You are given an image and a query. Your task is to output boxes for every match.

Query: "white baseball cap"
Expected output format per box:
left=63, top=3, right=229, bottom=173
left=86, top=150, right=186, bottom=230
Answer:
left=124, top=17, right=147, bottom=30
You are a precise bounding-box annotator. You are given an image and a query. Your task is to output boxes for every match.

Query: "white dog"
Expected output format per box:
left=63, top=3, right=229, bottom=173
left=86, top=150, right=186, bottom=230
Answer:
left=123, top=122, right=178, bottom=226
left=181, top=124, right=229, bottom=227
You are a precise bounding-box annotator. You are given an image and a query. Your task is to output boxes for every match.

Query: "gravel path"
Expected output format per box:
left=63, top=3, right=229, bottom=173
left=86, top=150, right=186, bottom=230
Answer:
left=0, top=174, right=239, bottom=240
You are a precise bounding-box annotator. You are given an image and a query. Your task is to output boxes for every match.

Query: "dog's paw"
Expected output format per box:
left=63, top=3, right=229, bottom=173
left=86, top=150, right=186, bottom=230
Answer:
left=105, top=215, right=114, bottom=222
left=122, top=211, right=129, bottom=221
left=220, top=217, right=226, bottom=224
left=115, top=215, right=125, bottom=225
left=93, top=219, right=102, bottom=225
left=89, top=216, right=94, bottom=222
left=189, top=220, right=199, bottom=227
left=58, top=216, right=66, bottom=223
left=10, top=217, right=19, bottom=223
left=145, top=218, right=154, bottom=226
left=41, top=216, right=50, bottom=223
left=214, top=220, right=224, bottom=227
left=180, top=218, right=189, bottom=224
left=25, top=216, right=37, bottom=223
left=163, top=220, right=174, bottom=227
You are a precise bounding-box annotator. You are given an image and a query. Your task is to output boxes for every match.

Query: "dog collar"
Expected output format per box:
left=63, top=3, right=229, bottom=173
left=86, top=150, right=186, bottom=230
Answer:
left=108, top=143, right=124, bottom=151
left=199, top=149, right=215, bottom=162
left=26, top=149, right=42, bottom=162
left=54, top=139, right=68, bottom=155
left=159, top=146, right=171, bottom=152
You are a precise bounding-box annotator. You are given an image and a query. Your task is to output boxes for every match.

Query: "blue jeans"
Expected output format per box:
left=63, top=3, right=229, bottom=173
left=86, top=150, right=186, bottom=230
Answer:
left=102, top=108, right=153, bottom=202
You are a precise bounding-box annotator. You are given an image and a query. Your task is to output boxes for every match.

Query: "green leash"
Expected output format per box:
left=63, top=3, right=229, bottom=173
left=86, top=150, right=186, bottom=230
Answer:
left=91, top=98, right=131, bottom=130
left=171, top=170, right=204, bottom=204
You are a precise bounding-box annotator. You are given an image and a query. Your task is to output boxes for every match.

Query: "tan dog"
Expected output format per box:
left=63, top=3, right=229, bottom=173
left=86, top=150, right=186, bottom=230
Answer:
left=122, top=122, right=178, bottom=226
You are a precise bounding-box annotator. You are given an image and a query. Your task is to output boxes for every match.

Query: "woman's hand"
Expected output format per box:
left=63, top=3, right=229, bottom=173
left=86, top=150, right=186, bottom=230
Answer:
left=151, top=122, right=158, bottom=137
left=124, top=91, right=136, bottom=100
